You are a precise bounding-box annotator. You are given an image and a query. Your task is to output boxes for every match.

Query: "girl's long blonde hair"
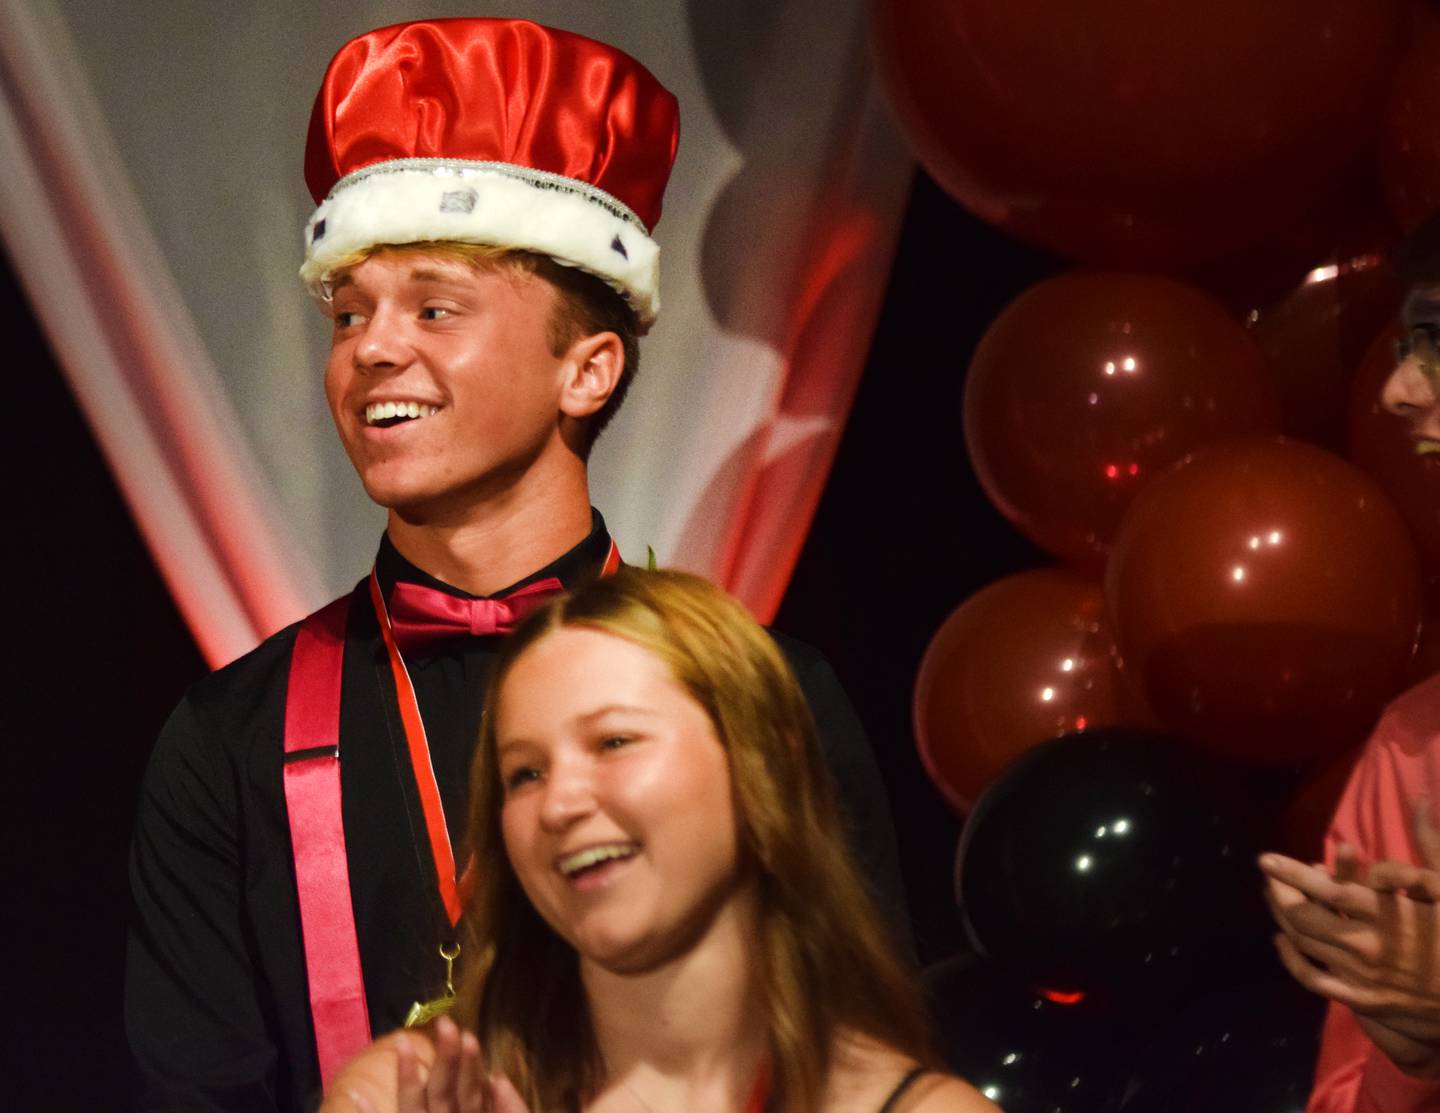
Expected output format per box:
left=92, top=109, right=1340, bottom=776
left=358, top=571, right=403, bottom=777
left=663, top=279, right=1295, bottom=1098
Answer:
left=453, top=569, right=929, bottom=1111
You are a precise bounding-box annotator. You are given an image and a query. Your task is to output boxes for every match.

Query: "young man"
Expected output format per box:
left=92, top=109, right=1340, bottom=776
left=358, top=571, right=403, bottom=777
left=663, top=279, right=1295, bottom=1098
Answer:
left=1260, top=216, right=1440, bottom=1112
left=125, top=19, right=906, bottom=1112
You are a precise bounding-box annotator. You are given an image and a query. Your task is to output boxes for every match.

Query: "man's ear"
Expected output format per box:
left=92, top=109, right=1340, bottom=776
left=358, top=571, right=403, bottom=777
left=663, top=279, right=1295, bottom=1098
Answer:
left=558, top=331, right=625, bottom=421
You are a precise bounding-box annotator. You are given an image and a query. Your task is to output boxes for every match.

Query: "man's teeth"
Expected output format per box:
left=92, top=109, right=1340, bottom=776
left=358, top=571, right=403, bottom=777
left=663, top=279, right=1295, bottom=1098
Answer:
left=559, top=843, right=638, bottom=877
left=364, top=401, right=440, bottom=425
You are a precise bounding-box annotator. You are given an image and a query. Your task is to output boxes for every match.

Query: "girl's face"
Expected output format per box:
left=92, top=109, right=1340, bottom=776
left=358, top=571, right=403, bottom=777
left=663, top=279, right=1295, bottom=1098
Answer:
left=495, top=626, right=747, bottom=974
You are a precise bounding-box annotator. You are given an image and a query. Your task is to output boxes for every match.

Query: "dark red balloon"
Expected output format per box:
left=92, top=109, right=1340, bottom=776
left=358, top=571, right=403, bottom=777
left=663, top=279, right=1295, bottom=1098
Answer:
left=1241, top=224, right=1402, bottom=449
left=1106, top=437, right=1424, bottom=764
left=1380, top=4, right=1440, bottom=233
left=1408, top=588, right=1440, bottom=686
left=1271, top=744, right=1365, bottom=862
left=871, top=0, right=1405, bottom=267
left=1348, top=321, right=1440, bottom=582
left=914, top=569, right=1153, bottom=813
left=964, top=273, right=1278, bottom=568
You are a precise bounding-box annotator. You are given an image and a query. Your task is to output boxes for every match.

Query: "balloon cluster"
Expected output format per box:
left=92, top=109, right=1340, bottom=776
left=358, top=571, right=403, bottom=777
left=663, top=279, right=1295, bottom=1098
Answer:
left=877, top=2, right=1439, bottom=1106
left=889, top=0, right=1433, bottom=818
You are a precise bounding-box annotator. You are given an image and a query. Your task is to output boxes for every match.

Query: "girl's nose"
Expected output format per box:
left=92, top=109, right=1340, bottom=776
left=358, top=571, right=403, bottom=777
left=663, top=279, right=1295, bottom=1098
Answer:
left=537, top=758, right=597, bottom=833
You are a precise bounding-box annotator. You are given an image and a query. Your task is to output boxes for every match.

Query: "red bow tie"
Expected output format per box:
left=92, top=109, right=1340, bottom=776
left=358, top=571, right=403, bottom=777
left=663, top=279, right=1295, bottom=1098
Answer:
left=386, top=577, right=565, bottom=655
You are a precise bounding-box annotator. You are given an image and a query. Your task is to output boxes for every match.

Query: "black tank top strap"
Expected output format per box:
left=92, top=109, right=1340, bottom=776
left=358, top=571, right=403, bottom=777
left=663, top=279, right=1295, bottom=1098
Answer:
left=876, top=1065, right=928, bottom=1113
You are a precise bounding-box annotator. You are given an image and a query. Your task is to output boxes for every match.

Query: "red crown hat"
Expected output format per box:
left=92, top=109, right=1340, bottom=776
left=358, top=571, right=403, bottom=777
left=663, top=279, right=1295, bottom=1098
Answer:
left=300, top=18, right=680, bottom=325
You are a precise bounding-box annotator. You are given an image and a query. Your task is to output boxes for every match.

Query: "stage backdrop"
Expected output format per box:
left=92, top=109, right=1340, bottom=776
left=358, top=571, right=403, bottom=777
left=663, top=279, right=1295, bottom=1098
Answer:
left=0, top=0, right=912, bottom=665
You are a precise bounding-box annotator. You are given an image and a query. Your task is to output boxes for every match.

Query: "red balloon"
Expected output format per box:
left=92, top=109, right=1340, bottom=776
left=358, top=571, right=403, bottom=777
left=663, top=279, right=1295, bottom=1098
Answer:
left=914, top=569, right=1154, bottom=813
left=1408, top=588, right=1440, bottom=685
left=1106, top=437, right=1423, bottom=764
left=965, top=273, right=1278, bottom=569
left=1380, top=4, right=1440, bottom=233
left=1348, top=321, right=1440, bottom=580
left=1241, top=224, right=1403, bottom=449
left=871, top=0, right=1406, bottom=267
left=1271, top=744, right=1365, bottom=862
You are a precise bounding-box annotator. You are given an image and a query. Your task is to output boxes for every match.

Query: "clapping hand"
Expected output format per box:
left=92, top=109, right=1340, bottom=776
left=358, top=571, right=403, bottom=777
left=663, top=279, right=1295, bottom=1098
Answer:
left=323, top=1017, right=531, bottom=1113
left=1260, top=799, right=1440, bottom=1080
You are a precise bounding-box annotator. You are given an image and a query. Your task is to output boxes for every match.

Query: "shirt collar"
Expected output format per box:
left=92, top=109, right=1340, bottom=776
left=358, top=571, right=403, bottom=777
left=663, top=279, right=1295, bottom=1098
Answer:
left=373, top=508, right=614, bottom=601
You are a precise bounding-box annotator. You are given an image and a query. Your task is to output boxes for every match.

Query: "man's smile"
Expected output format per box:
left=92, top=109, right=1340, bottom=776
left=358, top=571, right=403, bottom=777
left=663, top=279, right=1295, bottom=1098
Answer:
left=363, top=400, right=442, bottom=428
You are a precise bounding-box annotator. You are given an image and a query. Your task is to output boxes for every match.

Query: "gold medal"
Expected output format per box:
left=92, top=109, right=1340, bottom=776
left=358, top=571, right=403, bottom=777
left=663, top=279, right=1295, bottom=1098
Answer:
left=404, top=941, right=461, bottom=1028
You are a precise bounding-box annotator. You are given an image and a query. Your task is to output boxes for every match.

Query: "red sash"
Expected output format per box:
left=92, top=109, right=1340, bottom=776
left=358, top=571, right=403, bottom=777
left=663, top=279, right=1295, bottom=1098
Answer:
left=282, top=594, right=368, bottom=1088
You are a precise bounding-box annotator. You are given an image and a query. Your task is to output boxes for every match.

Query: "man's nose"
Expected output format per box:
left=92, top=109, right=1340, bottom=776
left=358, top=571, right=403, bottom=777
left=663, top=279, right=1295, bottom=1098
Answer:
left=1381, top=355, right=1438, bottom=417
left=353, top=305, right=414, bottom=371
left=538, top=758, right=597, bottom=833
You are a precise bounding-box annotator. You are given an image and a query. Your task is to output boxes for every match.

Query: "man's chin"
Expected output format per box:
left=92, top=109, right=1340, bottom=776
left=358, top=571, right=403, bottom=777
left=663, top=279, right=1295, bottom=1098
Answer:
left=377, top=494, right=449, bottom=524
left=362, top=480, right=445, bottom=520
left=370, top=483, right=491, bottom=527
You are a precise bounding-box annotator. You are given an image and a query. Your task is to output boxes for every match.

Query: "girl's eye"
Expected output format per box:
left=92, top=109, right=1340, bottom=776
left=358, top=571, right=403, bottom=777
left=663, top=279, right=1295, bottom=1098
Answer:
left=503, top=767, right=541, bottom=792
left=333, top=311, right=365, bottom=328
left=599, top=735, right=632, bottom=751
left=419, top=306, right=453, bottom=321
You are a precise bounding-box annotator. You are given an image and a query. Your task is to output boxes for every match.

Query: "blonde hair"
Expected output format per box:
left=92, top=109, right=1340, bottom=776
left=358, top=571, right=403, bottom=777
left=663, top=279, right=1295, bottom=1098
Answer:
left=454, top=568, right=929, bottom=1112
left=324, top=240, right=640, bottom=451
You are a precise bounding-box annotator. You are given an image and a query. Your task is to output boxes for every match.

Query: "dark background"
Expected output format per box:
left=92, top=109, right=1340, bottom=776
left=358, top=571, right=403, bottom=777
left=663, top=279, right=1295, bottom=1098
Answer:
left=3, top=171, right=1060, bottom=1105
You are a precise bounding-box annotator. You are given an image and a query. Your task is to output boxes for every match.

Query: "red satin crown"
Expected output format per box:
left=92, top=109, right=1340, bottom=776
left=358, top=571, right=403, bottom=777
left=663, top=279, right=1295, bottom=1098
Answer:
left=303, top=18, right=679, bottom=231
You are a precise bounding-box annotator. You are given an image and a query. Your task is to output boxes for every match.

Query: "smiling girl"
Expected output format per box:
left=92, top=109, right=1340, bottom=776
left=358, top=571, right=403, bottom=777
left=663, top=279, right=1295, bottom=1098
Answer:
left=324, top=569, right=994, bottom=1113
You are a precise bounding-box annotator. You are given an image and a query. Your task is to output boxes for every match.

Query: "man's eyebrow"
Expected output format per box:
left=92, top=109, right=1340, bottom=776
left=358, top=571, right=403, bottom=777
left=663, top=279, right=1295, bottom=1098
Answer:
left=328, top=272, right=355, bottom=293
left=1403, top=287, right=1440, bottom=326
left=409, top=266, right=470, bottom=284
left=1407, top=302, right=1440, bottom=325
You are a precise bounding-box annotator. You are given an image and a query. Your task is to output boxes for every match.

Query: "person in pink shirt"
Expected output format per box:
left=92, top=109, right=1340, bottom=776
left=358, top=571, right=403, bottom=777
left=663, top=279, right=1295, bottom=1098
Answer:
left=1260, top=216, right=1440, bottom=1112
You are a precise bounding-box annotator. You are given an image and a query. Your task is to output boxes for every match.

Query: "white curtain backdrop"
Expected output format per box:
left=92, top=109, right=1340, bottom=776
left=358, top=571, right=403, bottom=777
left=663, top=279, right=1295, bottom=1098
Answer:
left=0, top=0, right=913, bottom=666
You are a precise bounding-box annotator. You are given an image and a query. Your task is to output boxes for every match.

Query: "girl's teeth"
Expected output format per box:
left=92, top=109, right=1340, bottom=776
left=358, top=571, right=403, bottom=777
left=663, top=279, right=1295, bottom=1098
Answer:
left=560, top=844, right=637, bottom=876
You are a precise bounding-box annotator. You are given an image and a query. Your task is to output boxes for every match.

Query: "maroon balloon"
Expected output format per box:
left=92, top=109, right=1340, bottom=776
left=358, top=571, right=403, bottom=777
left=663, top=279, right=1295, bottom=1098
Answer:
left=1106, top=437, right=1423, bottom=764
left=1240, top=221, right=1403, bottom=449
left=964, top=273, right=1278, bottom=569
left=914, top=569, right=1154, bottom=813
left=1271, top=744, right=1365, bottom=862
left=1407, top=589, right=1440, bottom=686
left=871, top=0, right=1405, bottom=267
left=1348, top=321, right=1440, bottom=583
left=1380, top=4, right=1440, bottom=233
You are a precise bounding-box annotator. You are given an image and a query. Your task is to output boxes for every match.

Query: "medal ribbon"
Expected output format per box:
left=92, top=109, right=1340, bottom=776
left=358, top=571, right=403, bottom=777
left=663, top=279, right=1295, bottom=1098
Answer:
left=369, top=539, right=622, bottom=928
left=745, top=1062, right=771, bottom=1113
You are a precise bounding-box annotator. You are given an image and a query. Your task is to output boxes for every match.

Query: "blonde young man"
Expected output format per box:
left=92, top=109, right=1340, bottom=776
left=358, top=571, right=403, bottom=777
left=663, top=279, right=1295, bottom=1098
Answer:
left=124, top=20, right=906, bottom=1112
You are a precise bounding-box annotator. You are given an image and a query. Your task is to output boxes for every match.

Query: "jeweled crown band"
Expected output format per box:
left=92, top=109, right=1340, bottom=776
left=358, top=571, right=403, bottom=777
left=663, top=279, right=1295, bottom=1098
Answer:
left=327, top=158, right=649, bottom=233
left=300, top=159, right=661, bottom=325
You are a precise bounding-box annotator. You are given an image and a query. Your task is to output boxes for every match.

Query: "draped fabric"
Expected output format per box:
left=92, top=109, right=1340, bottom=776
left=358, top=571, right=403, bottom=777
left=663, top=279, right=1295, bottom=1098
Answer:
left=0, top=0, right=912, bottom=667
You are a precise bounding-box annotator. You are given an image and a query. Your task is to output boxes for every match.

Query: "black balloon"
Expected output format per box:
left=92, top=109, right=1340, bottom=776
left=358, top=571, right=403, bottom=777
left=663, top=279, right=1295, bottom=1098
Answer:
left=925, top=953, right=1134, bottom=1113
left=956, top=730, right=1264, bottom=1000
left=1113, top=972, right=1326, bottom=1112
